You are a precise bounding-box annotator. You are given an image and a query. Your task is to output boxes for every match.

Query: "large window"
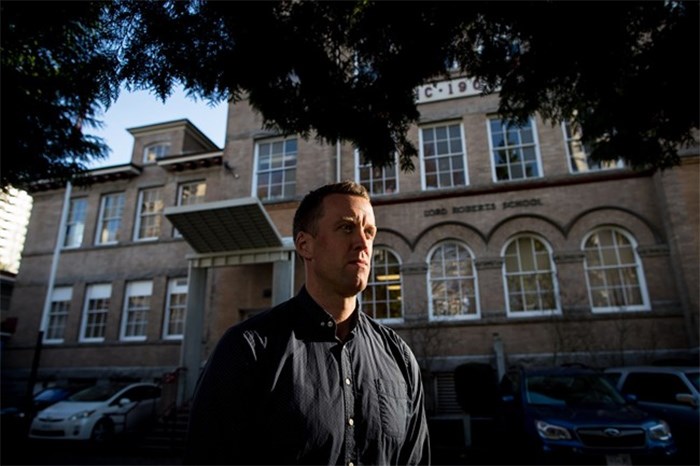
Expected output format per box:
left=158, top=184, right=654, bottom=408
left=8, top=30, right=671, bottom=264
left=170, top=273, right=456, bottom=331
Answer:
left=428, top=241, right=479, bottom=320
left=143, top=143, right=170, bottom=163
left=79, top=283, right=111, bottom=342
left=355, top=152, right=399, bottom=196
left=120, top=280, right=152, bottom=341
left=503, top=235, right=559, bottom=315
left=361, top=248, right=402, bottom=321
left=134, top=187, right=164, bottom=240
left=420, top=123, right=468, bottom=190
left=64, top=198, right=87, bottom=248
left=174, top=181, right=207, bottom=237
left=583, top=228, right=649, bottom=312
left=163, top=277, right=187, bottom=339
left=563, top=121, right=625, bottom=173
left=254, top=138, right=297, bottom=200
left=95, top=192, right=125, bottom=245
left=44, top=286, right=72, bottom=343
left=489, top=117, right=541, bottom=181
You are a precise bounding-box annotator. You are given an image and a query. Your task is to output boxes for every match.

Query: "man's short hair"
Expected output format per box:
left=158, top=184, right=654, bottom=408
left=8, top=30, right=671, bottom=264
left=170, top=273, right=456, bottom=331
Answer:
left=293, top=180, right=370, bottom=241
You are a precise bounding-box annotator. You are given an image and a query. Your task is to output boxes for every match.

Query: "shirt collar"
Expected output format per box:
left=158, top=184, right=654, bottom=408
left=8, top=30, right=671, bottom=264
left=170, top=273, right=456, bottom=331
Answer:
left=294, top=286, right=363, bottom=341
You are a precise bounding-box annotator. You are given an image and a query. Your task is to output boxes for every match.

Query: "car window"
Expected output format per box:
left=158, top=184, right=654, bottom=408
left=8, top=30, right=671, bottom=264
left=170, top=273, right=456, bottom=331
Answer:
left=684, top=370, right=699, bottom=392
left=69, top=384, right=127, bottom=402
left=34, top=388, right=69, bottom=402
left=621, top=373, right=689, bottom=404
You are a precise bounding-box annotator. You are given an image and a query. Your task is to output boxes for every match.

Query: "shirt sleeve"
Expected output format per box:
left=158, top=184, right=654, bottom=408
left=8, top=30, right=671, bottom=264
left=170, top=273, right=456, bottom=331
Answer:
left=183, top=326, right=260, bottom=465
left=399, top=343, right=431, bottom=465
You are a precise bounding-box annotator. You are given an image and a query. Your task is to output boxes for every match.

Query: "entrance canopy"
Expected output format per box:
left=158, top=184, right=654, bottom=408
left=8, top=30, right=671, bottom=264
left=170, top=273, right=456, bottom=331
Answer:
left=164, top=197, right=284, bottom=254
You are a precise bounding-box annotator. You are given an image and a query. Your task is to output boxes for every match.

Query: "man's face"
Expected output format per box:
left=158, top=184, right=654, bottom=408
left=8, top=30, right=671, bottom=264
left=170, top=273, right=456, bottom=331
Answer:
left=298, top=193, right=376, bottom=298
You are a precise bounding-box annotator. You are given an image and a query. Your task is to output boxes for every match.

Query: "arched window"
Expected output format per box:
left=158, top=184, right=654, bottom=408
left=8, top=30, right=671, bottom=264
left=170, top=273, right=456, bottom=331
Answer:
left=362, top=247, right=403, bottom=321
left=143, top=143, right=170, bottom=163
left=503, top=235, right=559, bottom=315
left=428, top=241, right=479, bottom=320
left=582, top=227, right=650, bottom=312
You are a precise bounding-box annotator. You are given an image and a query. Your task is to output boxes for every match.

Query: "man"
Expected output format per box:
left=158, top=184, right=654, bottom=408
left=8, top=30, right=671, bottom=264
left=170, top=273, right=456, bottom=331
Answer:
left=184, top=181, right=430, bottom=465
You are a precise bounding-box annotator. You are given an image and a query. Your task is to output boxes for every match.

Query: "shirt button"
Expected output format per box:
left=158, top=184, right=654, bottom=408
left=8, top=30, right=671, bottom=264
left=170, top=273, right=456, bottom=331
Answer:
left=345, top=377, right=351, bottom=385
left=326, top=321, right=333, bottom=327
left=348, top=418, right=354, bottom=426
left=348, top=463, right=354, bottom=466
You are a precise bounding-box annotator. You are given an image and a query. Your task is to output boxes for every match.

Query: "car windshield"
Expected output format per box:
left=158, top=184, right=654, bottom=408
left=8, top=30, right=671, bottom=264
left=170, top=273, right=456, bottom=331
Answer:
left=525, top=374, right=626, bottom=406
left=68, top=384, right=126, bottom=402
left=34, top=388, right=69, bottom=401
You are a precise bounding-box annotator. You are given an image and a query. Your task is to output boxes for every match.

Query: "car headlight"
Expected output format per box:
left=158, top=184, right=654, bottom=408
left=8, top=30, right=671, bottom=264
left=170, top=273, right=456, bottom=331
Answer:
left=68, top=410, right=96, bottom=421
left=649, top=420, right=672, bottom=441
left=536, top=420, right=572, bottom=440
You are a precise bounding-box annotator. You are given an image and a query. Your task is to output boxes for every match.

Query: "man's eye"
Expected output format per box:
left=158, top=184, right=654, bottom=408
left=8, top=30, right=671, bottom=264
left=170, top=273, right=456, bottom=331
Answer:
left=341, top=224, right=354, bottom=233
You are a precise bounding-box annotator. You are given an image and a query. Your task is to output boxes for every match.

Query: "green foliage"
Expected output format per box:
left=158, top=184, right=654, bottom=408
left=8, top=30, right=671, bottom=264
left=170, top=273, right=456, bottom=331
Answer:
left=2, top=1, right=698, bottom=191
left=1, top=1, right=121, bottom=191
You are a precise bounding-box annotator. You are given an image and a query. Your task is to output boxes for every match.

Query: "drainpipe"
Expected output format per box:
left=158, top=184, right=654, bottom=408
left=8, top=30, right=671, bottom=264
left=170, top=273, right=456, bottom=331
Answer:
left=39, top=181, right=71, bottom=336
left=336, top=140, right=341, bottom=182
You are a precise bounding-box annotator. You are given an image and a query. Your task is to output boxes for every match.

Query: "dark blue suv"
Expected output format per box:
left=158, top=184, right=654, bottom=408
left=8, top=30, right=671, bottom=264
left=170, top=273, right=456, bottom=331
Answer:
left=498, top=366, right=677, bottom=465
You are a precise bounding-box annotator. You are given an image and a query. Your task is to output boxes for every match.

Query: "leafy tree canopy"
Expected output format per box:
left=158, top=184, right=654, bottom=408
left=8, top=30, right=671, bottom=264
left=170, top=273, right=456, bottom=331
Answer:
left=2, top=1, right=698, bottom=192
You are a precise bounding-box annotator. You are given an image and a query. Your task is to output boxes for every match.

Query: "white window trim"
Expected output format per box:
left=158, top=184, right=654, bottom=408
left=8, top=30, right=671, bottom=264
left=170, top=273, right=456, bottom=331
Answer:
left=251, top=137, right=297, bottom=201
left=582, top=227, right=651, bottom=313
left=79, top=283, right=111, bottom=343
left=361, top=246, right=404, bottom=323
left=143, top=142, right=171, bottom=164
left=501, top=234, right=561, bottom=317
left=63, top=198, right=87, bottom=249
left=162, top=277, right=187, bottom=340
left=353, top=150, right=400, bottom=196
left=426, top=240, right=481, bottom=321
left=487, top=117, right=544, bottom=183
left=418, top=122, right=469, bottom=191
left=95, top=192, right=124, bottom=246
left=133, top=187, right=163, bottom=241
left=119, top=280, right=152, bottom=342
left=42, top=286, right=73, bottom=344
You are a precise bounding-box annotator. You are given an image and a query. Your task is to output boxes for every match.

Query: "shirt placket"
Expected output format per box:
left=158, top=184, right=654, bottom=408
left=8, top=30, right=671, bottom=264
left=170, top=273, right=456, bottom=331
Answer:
left=340, top=342, right=357, bottom=466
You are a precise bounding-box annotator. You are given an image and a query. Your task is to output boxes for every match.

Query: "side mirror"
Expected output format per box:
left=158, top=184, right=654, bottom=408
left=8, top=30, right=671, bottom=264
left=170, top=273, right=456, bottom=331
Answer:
left=501, top=395, right=515, bottom=404
left=676, top=393, right=698, bottom=408
left=118, top=397, right=132, bottom=406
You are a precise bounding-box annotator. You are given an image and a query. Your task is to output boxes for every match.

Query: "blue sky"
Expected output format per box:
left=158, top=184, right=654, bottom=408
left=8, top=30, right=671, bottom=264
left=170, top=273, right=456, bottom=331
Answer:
left=89, top=86, right=228, bottom=168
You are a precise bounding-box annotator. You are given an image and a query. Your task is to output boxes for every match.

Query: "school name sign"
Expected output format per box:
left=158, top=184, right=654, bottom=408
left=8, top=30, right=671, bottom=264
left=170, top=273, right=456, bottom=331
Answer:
left=423, top=198, right=543, bottom=217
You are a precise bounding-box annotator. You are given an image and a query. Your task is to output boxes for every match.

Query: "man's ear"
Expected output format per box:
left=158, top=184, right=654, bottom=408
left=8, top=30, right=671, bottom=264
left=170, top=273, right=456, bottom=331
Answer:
left=295, top=231, right=313, bottom=260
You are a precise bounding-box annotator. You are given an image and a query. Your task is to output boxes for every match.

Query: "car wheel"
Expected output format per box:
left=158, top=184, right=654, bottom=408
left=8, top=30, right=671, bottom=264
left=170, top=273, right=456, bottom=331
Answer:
left=90, top=418, right=114, bottom=445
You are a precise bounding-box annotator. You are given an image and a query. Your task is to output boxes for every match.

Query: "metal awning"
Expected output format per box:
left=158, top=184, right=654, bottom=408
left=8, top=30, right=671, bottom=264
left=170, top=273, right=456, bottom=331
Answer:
left=164, top=197, right=284, bottom=254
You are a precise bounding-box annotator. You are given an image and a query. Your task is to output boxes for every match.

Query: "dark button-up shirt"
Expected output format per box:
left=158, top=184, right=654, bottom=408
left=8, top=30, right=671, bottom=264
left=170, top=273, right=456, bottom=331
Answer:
left=185, top=286, right=430, bottom=465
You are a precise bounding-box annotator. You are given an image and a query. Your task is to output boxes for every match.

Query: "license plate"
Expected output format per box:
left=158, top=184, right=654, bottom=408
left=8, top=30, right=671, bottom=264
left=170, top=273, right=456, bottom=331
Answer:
left=606, top=454, right=632, bottom=465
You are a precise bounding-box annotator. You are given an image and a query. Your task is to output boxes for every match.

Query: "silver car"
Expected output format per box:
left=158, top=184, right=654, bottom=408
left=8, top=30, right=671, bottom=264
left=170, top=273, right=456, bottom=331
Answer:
left=29, top=383, right=161, bottom=443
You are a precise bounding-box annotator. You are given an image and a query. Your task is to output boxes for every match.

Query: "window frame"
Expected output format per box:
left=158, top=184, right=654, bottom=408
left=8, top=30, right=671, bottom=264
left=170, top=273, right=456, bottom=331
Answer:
left=174, top=180, right=207, bottom=237
left=142, top=142, right=171, bottom=164
left=95, top=192, right=125, bottom=246
left=119, top=280, right=153, bottom=342
left=427, top=240, right=480, bottom=321
left=252, top=137, right=298, bottom=201
left=582, top=227, right=650, bottom=313
left=64, top=197, right=88, bottom=249
left=354, top=150, right=399, bottom=196
left=419, top=122, right=469, bottom=191
left=361, top=247, right=403, bottom=323
left=562, top=121, right=625, bottom=173
left=79, top=283, right=111, bottom=343
left=488, top=117, right=543, bottom=182
left=134, top=186, right=164, bottom=241
left=502, top=234, right=561, bottom=317
left=43, top=286, right=72, bottom=344
left=163, top=277, right=187, bottom=340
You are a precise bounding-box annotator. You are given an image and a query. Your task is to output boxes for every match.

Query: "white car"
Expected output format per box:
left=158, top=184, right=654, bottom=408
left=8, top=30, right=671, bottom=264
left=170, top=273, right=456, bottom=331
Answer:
left=29, top=383, right=161, bottom=443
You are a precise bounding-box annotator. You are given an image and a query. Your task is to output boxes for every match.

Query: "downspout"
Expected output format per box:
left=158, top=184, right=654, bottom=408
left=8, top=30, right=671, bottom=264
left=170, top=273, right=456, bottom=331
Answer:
left=39, top=181, right=72, bottom=333
left=336, top=140, right=341, bottom=182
